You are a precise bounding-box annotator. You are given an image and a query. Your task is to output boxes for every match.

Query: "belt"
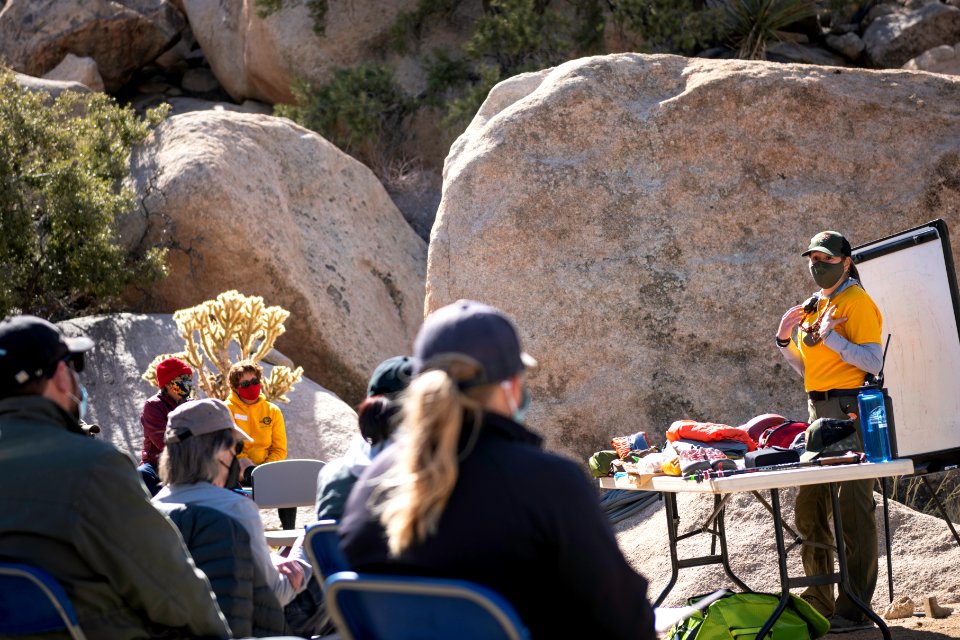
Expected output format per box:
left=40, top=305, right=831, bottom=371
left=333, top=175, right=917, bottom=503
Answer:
left=808, top=388, right=861, bottom=402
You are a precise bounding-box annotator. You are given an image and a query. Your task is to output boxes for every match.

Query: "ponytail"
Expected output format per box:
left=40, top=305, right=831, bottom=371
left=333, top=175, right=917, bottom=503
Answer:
left=376, top=355, right=493, bottom=556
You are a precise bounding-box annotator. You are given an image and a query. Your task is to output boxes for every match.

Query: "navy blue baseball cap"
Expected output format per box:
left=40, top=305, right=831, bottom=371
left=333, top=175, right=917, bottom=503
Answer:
left=0, top=315, right=94, bottom=386
left=367, top=356, right=414, bottom=398
left=414, top=300, right=537, bottom=387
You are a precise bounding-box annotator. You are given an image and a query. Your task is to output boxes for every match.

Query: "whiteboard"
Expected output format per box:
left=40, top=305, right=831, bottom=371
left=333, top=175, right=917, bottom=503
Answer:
left=853, top=220, right=960, bottom=467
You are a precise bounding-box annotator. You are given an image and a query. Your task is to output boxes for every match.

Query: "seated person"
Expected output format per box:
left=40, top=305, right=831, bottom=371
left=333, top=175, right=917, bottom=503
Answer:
left=152, top=398, right=311, bottom=610
left=340, top=301, right=656, bottom=640
left=0, top=315, right=229, bottom=638
left=315, top=356, right=412, bottom=521
left=225, top=359, right=294, bottom=528
left=138, top=356, right=193, bottom=495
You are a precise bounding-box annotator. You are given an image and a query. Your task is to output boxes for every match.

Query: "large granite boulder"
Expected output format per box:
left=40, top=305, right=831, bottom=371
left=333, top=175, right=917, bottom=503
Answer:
left=0, top=0, right=185, bottom=91
left=58, top=314, right=358, bottom=463
left=864, top=2, right=960, bottom=68
left=430, top=53, right=960, bottom=461
left=124, top=110, right=427, bottom=405
left=182, top=0, right=418, bottom=104
left=42, top=54, right=105, bottom=92
left=904, top=42, right=960, bottom=74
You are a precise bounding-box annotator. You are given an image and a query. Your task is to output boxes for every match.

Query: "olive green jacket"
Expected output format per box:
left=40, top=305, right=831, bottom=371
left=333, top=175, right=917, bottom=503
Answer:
left=0, top=396, right=230, bottom=639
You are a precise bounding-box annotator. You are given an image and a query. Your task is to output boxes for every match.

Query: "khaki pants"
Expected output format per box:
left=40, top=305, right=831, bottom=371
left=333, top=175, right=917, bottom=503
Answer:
left=794, top=395, right=878, bottom=622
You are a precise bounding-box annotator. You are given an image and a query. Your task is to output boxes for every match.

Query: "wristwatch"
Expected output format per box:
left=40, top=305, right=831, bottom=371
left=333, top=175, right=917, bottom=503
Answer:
left=775, top=336, right=791, bottom=348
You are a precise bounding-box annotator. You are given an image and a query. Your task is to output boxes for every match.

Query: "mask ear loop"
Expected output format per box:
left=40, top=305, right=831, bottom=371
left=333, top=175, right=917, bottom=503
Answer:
left=500, top=380, right=519, bottom=416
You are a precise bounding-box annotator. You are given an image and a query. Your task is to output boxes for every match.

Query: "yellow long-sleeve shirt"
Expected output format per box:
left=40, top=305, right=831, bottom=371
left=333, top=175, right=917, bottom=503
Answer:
left=226, top=391, right=287, bottom=465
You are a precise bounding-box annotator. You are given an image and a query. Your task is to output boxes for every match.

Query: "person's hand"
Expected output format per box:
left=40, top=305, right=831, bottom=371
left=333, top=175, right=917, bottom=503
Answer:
left=777, top=305, right=805, bottom=341
left=819, top=304, right=847, bottom=337
left=275, top=558, right=305, bottom=591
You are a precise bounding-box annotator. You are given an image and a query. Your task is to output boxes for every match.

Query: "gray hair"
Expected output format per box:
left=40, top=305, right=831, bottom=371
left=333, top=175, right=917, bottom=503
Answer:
left=159, top=429, right=234, bottom=486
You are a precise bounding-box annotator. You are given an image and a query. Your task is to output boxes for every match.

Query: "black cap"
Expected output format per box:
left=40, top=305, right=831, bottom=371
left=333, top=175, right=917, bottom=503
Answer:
left=414, top=300, right=537, bottom=387
left=0, top=315, right=94, bottom=386
left=367, top=356, right=414, bottom=398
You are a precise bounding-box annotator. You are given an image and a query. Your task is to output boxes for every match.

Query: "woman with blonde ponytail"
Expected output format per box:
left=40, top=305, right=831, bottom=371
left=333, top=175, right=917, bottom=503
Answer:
left=340, top=300, right=655, bottom=640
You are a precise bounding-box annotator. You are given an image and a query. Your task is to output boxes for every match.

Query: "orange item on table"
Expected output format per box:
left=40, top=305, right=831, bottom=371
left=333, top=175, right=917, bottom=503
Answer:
left=666, top=420, right=757, bottom=452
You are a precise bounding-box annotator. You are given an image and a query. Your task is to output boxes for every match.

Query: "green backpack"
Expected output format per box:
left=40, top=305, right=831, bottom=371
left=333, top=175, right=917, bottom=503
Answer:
left=668, top=591, right=830, bottom=640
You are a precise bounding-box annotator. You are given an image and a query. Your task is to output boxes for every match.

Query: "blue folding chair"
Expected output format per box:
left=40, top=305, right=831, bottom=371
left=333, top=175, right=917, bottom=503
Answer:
left=325, top=571, right=530, bottom=640
left=0, top=562, right=87, bottom=639
left=303, top=519, right=350, bottom=585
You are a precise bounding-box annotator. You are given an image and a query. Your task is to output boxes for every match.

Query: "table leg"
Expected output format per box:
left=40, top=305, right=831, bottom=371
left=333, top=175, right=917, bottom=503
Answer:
left=716, top=504, right=752, bottom=593
left=755, top=488, right=794, bottom=640
left=655, top=491, right=681, bottom=607
left=830, top=482, right=891, bottom=640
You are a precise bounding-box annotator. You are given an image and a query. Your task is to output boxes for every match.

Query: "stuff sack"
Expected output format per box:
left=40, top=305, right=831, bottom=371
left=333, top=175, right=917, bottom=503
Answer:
left=757, top=421, right=808, bottom=449
left=589, top=450, right=619, bottom=478
left=668, top=591, right=829, bottom=640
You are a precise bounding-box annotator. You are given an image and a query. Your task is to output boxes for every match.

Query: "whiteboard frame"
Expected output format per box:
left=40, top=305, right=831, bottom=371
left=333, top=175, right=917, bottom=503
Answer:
left=852, top=219, right=960, bottom=471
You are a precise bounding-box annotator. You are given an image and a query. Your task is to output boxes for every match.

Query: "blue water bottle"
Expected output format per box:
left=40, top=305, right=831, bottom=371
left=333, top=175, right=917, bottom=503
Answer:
left=857, top=388, right=892, bottom=463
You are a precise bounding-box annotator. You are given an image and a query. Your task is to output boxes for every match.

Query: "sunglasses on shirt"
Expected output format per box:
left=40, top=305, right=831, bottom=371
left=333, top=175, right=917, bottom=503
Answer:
left=238, top=378, right=260, bottom=389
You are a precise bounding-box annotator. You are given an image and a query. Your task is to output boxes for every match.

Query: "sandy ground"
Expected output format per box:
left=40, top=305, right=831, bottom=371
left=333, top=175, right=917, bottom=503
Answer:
left=260, top=499, right=960, bottom=638
left=613, top=488, right=960, bottom=638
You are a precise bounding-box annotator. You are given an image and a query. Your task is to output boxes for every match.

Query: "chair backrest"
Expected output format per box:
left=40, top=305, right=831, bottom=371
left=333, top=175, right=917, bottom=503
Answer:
left=0, top=562, right=87, bottom=639
left=251, top=458, right=325, bottom=509
left=325, top=571, right=530, bottom=640
left=304, top=520, right=350, bottom=585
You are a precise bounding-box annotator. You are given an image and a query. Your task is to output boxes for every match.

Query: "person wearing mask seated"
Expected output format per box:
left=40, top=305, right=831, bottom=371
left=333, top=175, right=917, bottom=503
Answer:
left=0, top=316, right=229, bottom=639
left=225, top=359, right=295, bottom=529
left=340, top=300, right=656, bottom=640
left=315, top=356, right=413, bottom=521
left=152, top=398, right=311, bottom=611
left=138, top=356, right=193, bottom=496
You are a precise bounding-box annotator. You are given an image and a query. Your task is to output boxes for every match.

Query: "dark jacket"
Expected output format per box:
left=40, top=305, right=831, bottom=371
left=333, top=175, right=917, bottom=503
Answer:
left=0, top=396, right=229, bottom=639
left=340, top=411, right=656, bottom=640
left=140, top=390, right=179, bottom=466
left=166, top=504, right=286, bottom=638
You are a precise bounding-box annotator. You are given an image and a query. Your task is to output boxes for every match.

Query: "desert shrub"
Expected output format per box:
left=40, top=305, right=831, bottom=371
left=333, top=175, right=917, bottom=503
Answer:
left=714, top=0, right=817, bottom=59
left=389, top=0, right=462, bottom=54
left=253, top=0, right=327, bottom=35
left=614, top=0, right=723, bottom=54
left=0, top=69, right=168, bottom=321
left=275, top=64, right=413, bottom=171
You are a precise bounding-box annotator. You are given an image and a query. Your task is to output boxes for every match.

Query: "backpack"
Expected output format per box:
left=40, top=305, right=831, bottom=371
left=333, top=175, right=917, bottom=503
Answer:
left=668, top=591, right=829, bottom=640
left=757, top=421, right=808, bottom=449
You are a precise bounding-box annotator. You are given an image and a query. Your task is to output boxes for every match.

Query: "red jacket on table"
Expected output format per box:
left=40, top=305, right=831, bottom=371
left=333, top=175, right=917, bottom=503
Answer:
left=140, top=390, right=179, bottom=466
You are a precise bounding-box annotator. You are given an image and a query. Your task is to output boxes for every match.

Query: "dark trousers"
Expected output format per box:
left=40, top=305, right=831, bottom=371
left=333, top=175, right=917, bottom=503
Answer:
left=137, top=462, right=162, bottom=497
left=795, top=395, right=878, bottom=621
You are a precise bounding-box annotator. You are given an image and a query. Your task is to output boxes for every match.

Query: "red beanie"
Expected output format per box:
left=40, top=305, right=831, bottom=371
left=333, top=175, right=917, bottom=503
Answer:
left=156, top=357, right=193, bottom=388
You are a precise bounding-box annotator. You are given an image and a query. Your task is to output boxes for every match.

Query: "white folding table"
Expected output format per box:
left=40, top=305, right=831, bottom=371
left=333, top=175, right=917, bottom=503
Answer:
left=600, top=459, right=914, bottom=639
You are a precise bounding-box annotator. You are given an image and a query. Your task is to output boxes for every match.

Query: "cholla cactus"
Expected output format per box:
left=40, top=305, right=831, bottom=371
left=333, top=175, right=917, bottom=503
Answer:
left=145, top=290, right=304, bottom=403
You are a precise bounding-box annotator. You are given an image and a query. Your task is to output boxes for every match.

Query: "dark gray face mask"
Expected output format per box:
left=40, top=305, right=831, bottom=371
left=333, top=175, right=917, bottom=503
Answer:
left=810, top=260, right=846, bottom=290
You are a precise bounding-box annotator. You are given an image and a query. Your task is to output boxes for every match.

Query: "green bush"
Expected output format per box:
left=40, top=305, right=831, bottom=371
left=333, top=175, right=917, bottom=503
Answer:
left=276, top=64, right=413, bottom=169
left=613, top=0, right=722, bottom=55
left=0, top=70, right=168, bottom=320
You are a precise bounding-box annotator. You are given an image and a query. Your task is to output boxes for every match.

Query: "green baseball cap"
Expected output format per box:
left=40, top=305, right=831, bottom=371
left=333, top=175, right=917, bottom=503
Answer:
left=800, top=417, right=857, bottom=462
left=801, top=231, right=852, bottom=257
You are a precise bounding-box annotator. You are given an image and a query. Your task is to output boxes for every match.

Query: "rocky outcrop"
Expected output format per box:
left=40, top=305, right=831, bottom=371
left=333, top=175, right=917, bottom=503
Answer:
left=182, top=0, right=418, bottom=104
left=430, top=54, right=960, bottom=461
left=864, top=2, right=960, bottom=68
left=904, top=42, right=960, bottom=74
left=124, top=110, right=427, bottom=404
left=58, top=314, right=359, bottom=463
left=42, top=54, right=105, bottom=92
left=14, top=72, right=91, bottom=98
left=0, top=0, right=185, bottom=91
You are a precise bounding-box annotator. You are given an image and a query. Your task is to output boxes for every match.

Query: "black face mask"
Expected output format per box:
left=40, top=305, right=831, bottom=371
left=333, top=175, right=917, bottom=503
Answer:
left=221, top=455, right=241, bottom=489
